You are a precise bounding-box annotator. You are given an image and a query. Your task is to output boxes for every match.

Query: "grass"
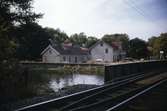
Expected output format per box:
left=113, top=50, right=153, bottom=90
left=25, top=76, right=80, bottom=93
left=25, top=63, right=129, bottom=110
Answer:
left=29, top=65, right=104, bottom=75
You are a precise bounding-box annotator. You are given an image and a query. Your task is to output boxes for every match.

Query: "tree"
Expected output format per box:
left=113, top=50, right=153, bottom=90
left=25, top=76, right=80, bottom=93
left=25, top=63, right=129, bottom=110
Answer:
left=102, top=34, right=129, bottom=51
left=148, top=36, right=159, bottom=58
left=0, top=0, right=41, bottom=60
left=0, top=0, right=42, bottom=25
left=148, top=33, right=167, bottom=59
left=16, top=23, right=50, bottom=60
left=0, top=0, right=41, bottom=104
left=128, top=38, right=149, bottom=59
left=44, top=28, right=69, bottom=44
left=15, top=26, right=69, bottom=60
left=85, top=36, right=98, bottom=48
left=70, top=32, right=87, bottom=47
left=159, top=33, right=167, bottom=59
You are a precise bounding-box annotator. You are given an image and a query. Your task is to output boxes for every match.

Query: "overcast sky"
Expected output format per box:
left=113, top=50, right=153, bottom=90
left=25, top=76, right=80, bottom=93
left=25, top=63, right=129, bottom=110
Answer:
left=33, top=0, right=167, bottom=40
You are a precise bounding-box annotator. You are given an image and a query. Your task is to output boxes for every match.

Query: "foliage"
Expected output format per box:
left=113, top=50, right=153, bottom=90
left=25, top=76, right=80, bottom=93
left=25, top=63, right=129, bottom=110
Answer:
left=0, top=0, right=42, bottom=25
left=159, top=33, right=167, bottom=58
left=44, top=28, right=69, bottom=44
left=148, top=33, right=167, bottom=59
left=69, top=33, right=99, bottom=48
left=128, top=38, right=149, bottom=59
left=70, top=32, right=87, bottom=47
left=15, top=23, right=50, bottom=60
left=85, top=36, right=99, bottom=48
left=102, top=34, right=129, bottom=51
left=0, top=0, right=41, bottom=104
left=0, top=0, right=42, bottom=60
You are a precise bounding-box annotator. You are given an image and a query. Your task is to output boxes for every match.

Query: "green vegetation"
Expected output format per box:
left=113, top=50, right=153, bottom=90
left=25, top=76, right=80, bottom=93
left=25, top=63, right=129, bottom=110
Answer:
left=128, top=38, right=149, bottom=59
left=0, top=0, right=41, bottom=104
left=30, top=65, right=104, bottom=75
left=0, top=0, right=167, bottom=105
left=148, top=33, right=167, bottom=59
left=102, top=33, right=129, bottom=52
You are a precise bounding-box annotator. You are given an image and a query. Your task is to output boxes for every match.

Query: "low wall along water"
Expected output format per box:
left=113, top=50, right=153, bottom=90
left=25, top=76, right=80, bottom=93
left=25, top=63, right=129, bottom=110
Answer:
left=105, top=60, right=167, bottom=83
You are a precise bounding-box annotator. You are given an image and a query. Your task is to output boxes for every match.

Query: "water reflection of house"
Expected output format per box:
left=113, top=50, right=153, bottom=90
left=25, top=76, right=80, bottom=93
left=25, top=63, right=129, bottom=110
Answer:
left=41, top=40, right=125, bottom=63
left=41, top=40, right=90, bottom=63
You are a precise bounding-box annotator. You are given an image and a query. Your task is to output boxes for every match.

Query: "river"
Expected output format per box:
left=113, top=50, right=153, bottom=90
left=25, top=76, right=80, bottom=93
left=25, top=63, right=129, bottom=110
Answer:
left=26, top=70, right=104, bottom=96
left=49, top=73, right=104, bottom=92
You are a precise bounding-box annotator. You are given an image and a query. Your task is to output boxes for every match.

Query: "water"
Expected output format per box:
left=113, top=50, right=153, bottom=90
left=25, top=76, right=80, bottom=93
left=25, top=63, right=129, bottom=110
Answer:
left=49, top=73, right=104, bottom=92
left=0, top=70, right=104, bottom=105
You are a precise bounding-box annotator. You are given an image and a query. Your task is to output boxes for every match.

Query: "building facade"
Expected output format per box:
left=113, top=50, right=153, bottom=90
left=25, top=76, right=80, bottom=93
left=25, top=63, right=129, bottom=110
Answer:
left=41, top=44, right=90, bottom=63
left=41, top=40, right=125, bottom=63
left=89, top=41, right=125, bottom=62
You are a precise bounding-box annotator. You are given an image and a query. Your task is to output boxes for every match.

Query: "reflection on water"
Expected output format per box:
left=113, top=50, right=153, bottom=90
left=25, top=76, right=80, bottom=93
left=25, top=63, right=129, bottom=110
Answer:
left=0, top=72, right=104, bottom=105
left=49, top=74, right=104, bottom=92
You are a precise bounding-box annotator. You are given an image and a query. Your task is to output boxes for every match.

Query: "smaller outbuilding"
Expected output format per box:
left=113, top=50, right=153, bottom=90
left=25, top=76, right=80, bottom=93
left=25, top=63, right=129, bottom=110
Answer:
left=41, top=40, right=126, bottom=63
left=41, top=41, right=90, bottom=63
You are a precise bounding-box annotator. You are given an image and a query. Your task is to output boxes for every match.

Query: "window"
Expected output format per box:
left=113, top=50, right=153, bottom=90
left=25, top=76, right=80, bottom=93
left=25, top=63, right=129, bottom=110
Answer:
left=49, top=50, right=52, bottom=54
left=63, top=56, right=66, bottom=61
left=69, top=57, right=71, bottom=62
left=105, top=48, right=108, bottom=53
left=75, top=57, right=77, bottom=63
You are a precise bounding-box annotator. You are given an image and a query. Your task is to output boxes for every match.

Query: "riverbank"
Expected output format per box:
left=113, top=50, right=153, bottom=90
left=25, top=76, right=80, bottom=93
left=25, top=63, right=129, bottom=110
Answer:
left=29, top=65, right=104, bottom=75
left=0, top=84, right=99, bottom=111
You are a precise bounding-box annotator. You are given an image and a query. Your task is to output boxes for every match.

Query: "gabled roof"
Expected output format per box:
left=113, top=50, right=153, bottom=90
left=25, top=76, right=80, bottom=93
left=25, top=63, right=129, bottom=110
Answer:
left=89, top=40, right=119, bottom=51
left=41, top=44, right=89, bottom=56
left=41, top=45, right=58, bottom=55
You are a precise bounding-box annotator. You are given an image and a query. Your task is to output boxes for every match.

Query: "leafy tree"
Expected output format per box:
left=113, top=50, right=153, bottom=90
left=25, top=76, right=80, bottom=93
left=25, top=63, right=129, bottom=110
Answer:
left=16, top=23, right=50, bottom=60
left=0, top=0, right=42, bottom=60
left=128, top=38, right=149, bottom=59
left=159, top=33, right=167, bottom=59
left=148, top=36, right=159, bottom=57
left=15, top=26, right=69, bottom=60
left=0, top=0, right=41, bottom=104
left=70, top=32, right=87, bottom=47
left=85, top=36, right=98, bottom=48
left=102, top=34, right=129, bottom=51
left=148, top=33, right=167, bottom=59
left=0, top=0, right=42, bottom=25
left=44, top=28, right=69, bottom=44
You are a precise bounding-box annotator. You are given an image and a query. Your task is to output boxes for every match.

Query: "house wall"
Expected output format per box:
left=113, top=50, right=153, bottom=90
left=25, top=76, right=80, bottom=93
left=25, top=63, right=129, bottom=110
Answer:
left=60, top=55, right=90, bottom=63
left=42, top=47, right=61, bottom=63
left=42, top=47, right=90, bottom=63
left=113, top=50, right=127, bottom=62
left=90, top=42, right=114, bottom=62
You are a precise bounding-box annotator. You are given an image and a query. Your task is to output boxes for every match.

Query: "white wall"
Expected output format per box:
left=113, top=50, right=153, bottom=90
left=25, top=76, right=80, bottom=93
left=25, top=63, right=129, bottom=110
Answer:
left=90, top=42, right=114, bottom=62
left=42, top=47, right=60, bottom=63
left=42, top=46, right=90, bottom=63
left=59, top=55, right=89, bottom=63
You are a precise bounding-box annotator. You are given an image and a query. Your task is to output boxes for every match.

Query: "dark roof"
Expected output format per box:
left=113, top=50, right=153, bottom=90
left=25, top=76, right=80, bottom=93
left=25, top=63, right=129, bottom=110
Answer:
left=51, top=44, right=89, bottom=55
left=89, top=40, right=120, bottom=50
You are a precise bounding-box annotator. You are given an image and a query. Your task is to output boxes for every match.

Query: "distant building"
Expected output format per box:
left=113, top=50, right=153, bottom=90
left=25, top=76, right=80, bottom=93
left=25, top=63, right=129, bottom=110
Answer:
left=89, top=40, right=126, bottom=62
left=41, top=40, right=90, bottom=63
left=41, top=40, right=126, bottom=63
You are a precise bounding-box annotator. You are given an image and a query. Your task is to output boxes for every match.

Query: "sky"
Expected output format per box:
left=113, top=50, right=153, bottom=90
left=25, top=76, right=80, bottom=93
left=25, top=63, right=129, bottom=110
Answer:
left=33, top=0, right=167, bottom=40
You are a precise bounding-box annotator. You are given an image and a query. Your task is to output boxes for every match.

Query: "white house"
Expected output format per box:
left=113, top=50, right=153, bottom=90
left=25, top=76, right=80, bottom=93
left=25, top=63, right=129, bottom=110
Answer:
left=41, top=40, right=125, bottom=63
left=41, top=41, right=90, bottom=63
left=89, top=41, right=125, bottom=62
